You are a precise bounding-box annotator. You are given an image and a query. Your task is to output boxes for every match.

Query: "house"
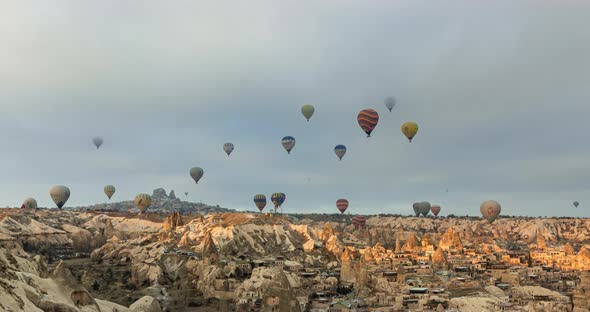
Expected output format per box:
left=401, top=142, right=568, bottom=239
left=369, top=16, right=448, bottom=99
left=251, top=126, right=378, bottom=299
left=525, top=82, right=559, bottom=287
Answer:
left=284, top=260, right=303, bottom=272
left=409, top=287, right=429, bottom=294
left=330, top=301, right=352, bottom=312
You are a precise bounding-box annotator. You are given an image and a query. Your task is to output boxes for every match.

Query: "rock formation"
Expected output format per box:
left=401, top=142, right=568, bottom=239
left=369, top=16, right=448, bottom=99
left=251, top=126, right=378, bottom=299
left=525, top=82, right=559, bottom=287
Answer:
left=432, top=246, right=448, bottom=269
left=129, top=296, right=162, bottom=312
left=573, top=271, right=590, bottom=311
left=564, top=242, right=575, bottom=256
left=395, top=237, right=401, bottom=253
left=201, top=232, right=218, bottom=262
left=439, top=227, right=463, bottom=251
left=402, top=233, right=419, bottom=252
left=162, top=211, right=183, bottom=232
left=71, top=188, right=234, bottom=214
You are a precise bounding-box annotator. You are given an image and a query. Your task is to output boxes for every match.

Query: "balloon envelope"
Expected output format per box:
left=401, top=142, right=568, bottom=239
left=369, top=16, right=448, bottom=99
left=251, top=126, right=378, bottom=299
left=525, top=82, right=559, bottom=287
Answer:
left=271, top=193, right=286, bottom=209
left=412, top=203, right=421, bottom=217
left=417, top=202, right=431, bottom=217
left=431, top=205, right=441, bottom=217
left=92, top=137, right=103, bottom=149
left=49, top=185, right=70, bottom=209
left=385, top=97, right=396, bottom=112
left=190, top=167, right=204, bottom=184
left=574, top=201, right=580, bottom=208
left=134, top=194, right=152, bottom=213
left=334, top=145, right=347, bottom=161
left=352, top=215, right=366, bottom=229
left=301, top=104, right=315, bottom=121
left=357, top=109, right=379, bottom=137
left=254, top=194, right=267, bottom=212
left=480, top=200, right=501, bottom=224
left=104, top=185, right=116, bottom=199
left=401, top=122, right=419, bottom=142
left=281, top=136, right=296, bottom=154
left=223, top=143, right=234, bottom=156
left=21, top=197, right=37, bottom=209
left=336, top=199, right=349, bottom=214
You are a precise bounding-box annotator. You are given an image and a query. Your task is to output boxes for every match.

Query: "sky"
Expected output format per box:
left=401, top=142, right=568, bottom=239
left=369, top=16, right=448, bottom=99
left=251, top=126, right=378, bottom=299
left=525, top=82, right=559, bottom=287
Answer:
left=1, top=0, right=590, bottom=216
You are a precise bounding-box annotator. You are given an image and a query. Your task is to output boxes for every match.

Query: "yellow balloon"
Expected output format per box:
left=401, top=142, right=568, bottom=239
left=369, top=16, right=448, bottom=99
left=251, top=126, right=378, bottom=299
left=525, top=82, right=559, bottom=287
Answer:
left=104, top=185, right=116, bottom=200
left=134, top=193, right=152, bottom=213
left=401, top=122, right=419, bottom=142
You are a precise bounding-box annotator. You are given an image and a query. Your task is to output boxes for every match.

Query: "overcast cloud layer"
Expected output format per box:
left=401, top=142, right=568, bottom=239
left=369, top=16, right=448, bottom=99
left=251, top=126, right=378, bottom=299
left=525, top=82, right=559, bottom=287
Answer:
left=1, top=1, right=590, bottom=216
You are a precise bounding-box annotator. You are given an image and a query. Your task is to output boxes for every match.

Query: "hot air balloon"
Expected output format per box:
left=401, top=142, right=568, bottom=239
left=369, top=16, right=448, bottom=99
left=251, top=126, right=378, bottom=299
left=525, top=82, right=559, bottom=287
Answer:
left=431, top=205, right=441, bottom=217
left=190, top=167, right=204, bottom=184
left=336, top=199, right=349, bottom=214
left=254, top=194, right=267, bottom=212
left=480, top=200, right=501, bottom=224
left=223, top=143, right=234, bottom=156
left=357, top=109, right=379, bottom=137
left=271, top=193, right=286, bottom=213
left=301, top=104, right=315, bottom=122
left=281, top=136, right=296, bottom=154
left=401, top=122, right=419, bottom=142
left=385, top=97, right=396, bottom=112
left=92, top=137, right=103, bottom=149
left=574, top=201, right=580, bottom=208
left=417, top=201, right=431, bottom=217
left=352, top=215, right=366, bottom=229
left=49, top=185, right=70, bottom=209
left=334, top=145, right=347, bottom=161
left=184, top=192, right=188, bottom=197
left=134, top=194, right=152, bottom=213
left=412, top=203, right=421, bottom=217
left=104, top=185, right=116, bottom=200
left=21, top=197, right=37, bottom=209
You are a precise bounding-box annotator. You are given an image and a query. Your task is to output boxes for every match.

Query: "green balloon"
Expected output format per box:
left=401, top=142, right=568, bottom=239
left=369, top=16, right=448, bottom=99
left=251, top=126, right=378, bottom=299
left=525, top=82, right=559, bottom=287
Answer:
left=301, top=104, right=315, bottom=121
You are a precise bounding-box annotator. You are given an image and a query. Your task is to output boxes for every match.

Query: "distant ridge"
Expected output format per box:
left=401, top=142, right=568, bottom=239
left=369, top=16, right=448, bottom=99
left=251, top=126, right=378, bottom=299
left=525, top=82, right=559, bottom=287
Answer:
left=67, top=187, right=235, bottom=214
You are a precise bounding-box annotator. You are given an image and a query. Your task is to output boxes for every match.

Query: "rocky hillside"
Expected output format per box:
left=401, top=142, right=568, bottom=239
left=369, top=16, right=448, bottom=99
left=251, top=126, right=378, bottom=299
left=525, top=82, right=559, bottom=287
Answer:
left=363, top=216, right=590, bottom=247
left=3, top=209, right=590, bottom=311
left=70, top=188, right=235, bottom=214
left=0, top=245, right=161, bottom=312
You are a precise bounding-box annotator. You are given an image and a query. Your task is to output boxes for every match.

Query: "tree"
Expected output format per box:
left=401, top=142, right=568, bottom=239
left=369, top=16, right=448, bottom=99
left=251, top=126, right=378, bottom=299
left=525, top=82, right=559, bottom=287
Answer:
left=92, top=280, right=100, bottom=291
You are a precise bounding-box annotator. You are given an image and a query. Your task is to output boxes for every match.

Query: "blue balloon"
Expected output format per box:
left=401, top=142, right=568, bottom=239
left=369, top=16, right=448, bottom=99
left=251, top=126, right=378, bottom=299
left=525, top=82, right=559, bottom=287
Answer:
left=334, top=145, right=347, bottom=160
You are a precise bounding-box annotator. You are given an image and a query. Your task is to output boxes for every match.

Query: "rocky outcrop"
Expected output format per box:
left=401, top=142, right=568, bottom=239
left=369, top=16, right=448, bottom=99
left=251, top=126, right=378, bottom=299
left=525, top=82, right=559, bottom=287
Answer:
left=439, top=228, right=463, bottom=251
left=564, top=242, right=575, bottom=256
left=0, top=246, right=130, bottom=312
left=432, top=247, right=448, bottom=269
left=176, top=213, right=310, bottom=257
left=200, top=232, right=218, bottom=262
left=73, top=188, right=234, bottom=214
left=235, top=267, right=300, bottom=311
left=152, top=188, right=168, bottom=200
left=573, top=271, right=590, bottom=311
left=535, top=234, right=547, bottom=250
left=420, top=234, right=435, bottom=248
left=129, top=296, right=162, bottom=312
left=162, top=212, right=183, bottom=232
left=572, top=246, right=590, bottom=270
left=61, top=224, right=94, bottom=252
left=321, top=223, right=335, bottom=241
left=402, top=234, right=419, bottom=252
